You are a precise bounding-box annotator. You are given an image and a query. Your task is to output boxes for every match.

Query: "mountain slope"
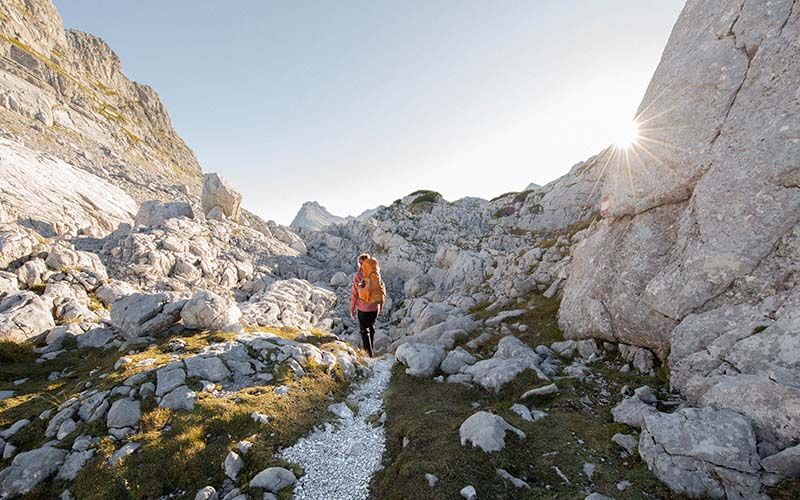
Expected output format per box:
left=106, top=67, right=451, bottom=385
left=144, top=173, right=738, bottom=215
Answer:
left=0, top=0, right=202, bottom=207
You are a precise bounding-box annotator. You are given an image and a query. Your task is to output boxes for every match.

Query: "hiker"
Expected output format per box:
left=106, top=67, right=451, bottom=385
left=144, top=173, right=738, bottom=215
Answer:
left=349, top=253, right=386, bottom=357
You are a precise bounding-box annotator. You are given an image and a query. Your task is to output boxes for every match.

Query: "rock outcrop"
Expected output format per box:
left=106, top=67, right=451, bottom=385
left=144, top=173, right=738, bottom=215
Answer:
left=558, top=0, right=800, bottom=461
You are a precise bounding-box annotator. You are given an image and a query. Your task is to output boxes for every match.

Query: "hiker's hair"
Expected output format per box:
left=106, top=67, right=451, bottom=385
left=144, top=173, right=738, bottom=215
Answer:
left=358, top=253, right=371, bottom=263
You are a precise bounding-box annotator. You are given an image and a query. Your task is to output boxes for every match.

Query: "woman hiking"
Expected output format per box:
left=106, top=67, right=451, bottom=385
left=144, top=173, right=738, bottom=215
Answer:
left=349, top=253, right=386, bottom=357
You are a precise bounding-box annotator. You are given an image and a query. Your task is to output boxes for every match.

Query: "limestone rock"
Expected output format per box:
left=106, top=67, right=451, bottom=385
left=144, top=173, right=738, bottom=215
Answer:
left=159, top=385, right=196, bottom=411
left=761, top=444, right=800, bottom=478
left=459, top=411, right=525, bottom=453
left=134, top=201, right=194, bottom=227
left=110, top=292, right=185, bottom=339
left=440, top=347, right=476, bottom=375
left=329, top=271, right=349, bottom=288
left=0, top=445, right=67, bottom=496
left=639, top=407, right=764, bottom=499
left=181, top=290, right=242, bottom=331
left=463, top=336, right=546, bottom=392
left=106, top=398, right=141, bottom=429
left=249, top=466, right=296, bottom=492
left=202, top=173, right=242, bottom=222
left=395, top=343, right=446, bottom=377
left=290, top=201, right=349, bottom=231
left=611, top=397, right=658, bottom=429
left=0, top=291, right=55, bottom=342
left=185, top=355, right=231, bottom=382
left=223, top=450, right=244, bottom=480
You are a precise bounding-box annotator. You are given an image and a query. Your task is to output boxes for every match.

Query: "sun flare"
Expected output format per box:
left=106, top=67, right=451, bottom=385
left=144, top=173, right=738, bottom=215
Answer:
left=614, top=120, right=641, bottom=149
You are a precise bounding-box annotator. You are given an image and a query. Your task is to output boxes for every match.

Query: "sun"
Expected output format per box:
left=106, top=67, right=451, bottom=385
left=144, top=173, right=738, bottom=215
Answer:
left=614, top=120, right=640, bottom=149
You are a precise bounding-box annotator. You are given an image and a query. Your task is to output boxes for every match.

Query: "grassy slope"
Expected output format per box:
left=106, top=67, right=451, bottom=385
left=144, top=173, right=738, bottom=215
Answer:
left=0, top=328, right=354, bottom=499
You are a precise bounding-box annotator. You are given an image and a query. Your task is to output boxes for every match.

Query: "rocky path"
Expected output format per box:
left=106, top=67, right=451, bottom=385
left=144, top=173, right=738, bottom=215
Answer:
left=279, top=356, right=395, bottom=500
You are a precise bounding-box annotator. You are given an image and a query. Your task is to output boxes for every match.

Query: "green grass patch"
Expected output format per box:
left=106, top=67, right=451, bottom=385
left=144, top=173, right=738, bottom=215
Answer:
left=1, top=328, right=355, bottom=498
left=69, top=370, right=349, bottom=499
left=371, top=362, right=682, bottom=499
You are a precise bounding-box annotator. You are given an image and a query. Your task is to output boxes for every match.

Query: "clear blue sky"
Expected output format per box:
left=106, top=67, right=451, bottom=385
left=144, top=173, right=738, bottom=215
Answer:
left=54, top=0, right=684, bottom=225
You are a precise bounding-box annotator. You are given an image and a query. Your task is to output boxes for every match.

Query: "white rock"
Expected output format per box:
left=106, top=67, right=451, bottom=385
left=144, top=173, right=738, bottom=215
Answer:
left=440, top=347, right=476, bottom=375
left=496, top=468, right=530, bottom=489
left=459, top=411, right=525, bottom=453
left=156, top=365, right=187, bottom=396
left=181, top=290, right=242, bottom=331
left=202, top=173, right=242, bottom=222
left=329, top=271, right=349, bottom=287
left=395, top=343, right=446, bottom=377
left=106, top=398, right=141, bottom=429
left=108, top=442, right=141, bottom=465
left=460, top=485, right=477, bottom=500
left=159, top=385, right=196, bottom=411
left=185, top=355, right=231, bottom=382
left=135, top=200, right=193, bottom=227
left=110, top=293, right=185, bottom=339
left=0, top=445, right=67, bottom=496
left=223, top=451, right=244, bottom=480
left=249, top=466, right=296, bottom=492
left=194, top=486, right=218, bottom=500
left=0, top=291, right=55, bottom=342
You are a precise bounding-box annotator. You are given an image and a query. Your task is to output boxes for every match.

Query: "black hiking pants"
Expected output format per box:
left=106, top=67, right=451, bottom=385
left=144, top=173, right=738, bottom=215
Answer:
left=357, top=310, right=378, bottom=357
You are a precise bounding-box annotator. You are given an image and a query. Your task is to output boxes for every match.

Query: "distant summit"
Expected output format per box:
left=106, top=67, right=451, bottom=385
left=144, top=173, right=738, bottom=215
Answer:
left=290, top=201, right=349, bottom=230
left=524, top=182, right=542, bottom=191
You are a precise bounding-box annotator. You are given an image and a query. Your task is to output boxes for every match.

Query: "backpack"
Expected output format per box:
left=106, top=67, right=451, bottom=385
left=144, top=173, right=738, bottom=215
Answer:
left=357, top=258, right=386, bottom=305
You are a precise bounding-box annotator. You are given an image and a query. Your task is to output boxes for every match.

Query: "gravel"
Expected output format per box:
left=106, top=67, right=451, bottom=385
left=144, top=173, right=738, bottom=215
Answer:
left=279, top=356, right=394, bottom=500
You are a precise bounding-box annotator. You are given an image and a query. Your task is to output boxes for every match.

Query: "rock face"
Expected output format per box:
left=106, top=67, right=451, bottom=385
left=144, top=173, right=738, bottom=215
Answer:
left=0, top=0, right=203, bottom=207
left=290, top=201, right=350, bottom=231
left=558, top=0, right=800, bottom=454
left=201, top=173, right=242, bottom=222
left=0, top=139, right=138, bottom=236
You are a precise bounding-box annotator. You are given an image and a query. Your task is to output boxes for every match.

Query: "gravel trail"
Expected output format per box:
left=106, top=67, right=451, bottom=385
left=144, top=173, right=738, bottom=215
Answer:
left=279, top=356, right=394, bottom=500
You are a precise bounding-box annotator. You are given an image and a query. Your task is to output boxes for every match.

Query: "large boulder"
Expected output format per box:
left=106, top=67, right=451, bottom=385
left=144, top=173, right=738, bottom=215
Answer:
left=202, top=173, right=242, bottom=222
left=134, top=200, right=194, bottom=227
left=181, top=290, right=242, bottom=331
left=639, top=407, right=764, bottom=499
left=110, top=292, right=186, bottom=339
left=395, top=343, right=446, bottom=377
left=0, top=291, right=55, bottom=342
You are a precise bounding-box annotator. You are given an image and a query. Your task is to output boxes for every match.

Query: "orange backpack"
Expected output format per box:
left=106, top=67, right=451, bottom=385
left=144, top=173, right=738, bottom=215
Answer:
left=357, top=258, right=386, bottom=305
